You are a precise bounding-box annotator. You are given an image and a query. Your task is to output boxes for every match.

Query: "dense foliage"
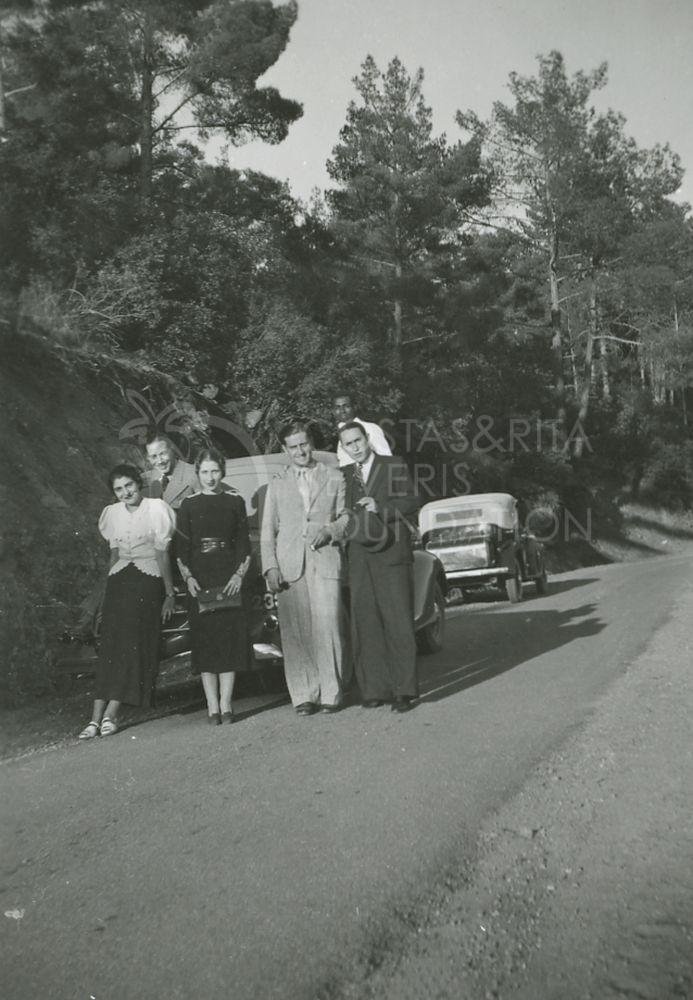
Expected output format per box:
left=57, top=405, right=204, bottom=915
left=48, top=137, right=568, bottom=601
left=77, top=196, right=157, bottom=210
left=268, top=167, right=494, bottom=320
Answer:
left=1, top=4, right=692, bottom=508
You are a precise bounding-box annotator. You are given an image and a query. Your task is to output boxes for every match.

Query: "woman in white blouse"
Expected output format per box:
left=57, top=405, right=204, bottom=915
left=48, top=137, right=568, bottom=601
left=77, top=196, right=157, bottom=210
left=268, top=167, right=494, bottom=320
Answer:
left=78, top=464, right=176, bottom=739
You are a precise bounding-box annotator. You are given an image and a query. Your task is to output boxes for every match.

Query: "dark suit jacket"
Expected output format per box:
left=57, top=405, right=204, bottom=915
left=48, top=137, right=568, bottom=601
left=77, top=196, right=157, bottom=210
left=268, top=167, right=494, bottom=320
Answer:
left=343, top=454, right=420, bottom=566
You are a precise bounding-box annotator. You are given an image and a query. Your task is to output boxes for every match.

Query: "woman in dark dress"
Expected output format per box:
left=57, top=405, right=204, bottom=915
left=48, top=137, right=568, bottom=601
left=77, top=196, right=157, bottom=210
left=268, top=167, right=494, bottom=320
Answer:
left=177, top=448, right=251, bottom=724
left=78, top=464, right=176, bottom=740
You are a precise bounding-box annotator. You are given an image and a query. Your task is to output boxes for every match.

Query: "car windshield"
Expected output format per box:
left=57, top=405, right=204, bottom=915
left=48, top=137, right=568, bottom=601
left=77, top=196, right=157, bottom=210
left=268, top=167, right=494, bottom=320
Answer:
left=424, top=523, right=494, bottom=546
left=420, top=494, right=518, bottom=534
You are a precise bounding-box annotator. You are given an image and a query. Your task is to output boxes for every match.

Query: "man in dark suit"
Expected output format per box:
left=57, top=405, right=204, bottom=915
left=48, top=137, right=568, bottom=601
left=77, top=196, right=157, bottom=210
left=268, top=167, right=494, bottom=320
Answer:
left=339, top=420, right=421, bottom=712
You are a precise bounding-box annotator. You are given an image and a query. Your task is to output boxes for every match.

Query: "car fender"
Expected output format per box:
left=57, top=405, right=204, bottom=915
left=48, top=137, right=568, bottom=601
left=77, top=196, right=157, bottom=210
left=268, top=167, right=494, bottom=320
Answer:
left=520, top=534, right=544, bottom=578
left=497, top=538, right=520, bottom=574
left=413, top=550, right=446, bottom=630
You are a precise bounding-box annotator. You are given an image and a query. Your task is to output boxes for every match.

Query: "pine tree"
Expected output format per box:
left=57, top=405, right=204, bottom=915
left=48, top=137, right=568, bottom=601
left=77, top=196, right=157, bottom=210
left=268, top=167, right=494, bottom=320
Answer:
left=3, top=0, right=301, bottom=210
left=459, top=51, right=684, bottom=442
left=327, top=55, right=491, bottom=370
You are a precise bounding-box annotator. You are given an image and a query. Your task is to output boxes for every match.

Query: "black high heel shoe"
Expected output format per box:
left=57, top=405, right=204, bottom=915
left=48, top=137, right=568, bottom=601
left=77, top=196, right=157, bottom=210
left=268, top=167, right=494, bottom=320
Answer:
left=221, top=711, right=235, bottom=724
left=208, top=713, right=222, bottom=726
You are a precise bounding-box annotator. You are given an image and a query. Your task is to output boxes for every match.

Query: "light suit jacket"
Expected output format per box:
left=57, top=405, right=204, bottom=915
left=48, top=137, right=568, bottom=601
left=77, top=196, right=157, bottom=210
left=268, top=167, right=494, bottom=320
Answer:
left=261, top=461, right=348, bottom=582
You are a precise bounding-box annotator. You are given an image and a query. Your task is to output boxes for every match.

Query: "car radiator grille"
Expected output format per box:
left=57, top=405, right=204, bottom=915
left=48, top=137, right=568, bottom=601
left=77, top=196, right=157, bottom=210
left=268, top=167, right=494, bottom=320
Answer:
left=435, top=543, right=490, bottom=571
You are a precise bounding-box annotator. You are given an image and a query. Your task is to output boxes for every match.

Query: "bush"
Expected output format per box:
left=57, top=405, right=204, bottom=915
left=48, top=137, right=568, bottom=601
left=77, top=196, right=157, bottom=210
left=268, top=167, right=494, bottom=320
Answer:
left=639, top=440, right=693, bottom=509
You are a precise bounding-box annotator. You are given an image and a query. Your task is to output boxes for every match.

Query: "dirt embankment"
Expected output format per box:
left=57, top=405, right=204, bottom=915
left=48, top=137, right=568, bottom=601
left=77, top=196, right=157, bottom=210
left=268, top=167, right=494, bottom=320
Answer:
left=0, top=334, right=248, bottom=705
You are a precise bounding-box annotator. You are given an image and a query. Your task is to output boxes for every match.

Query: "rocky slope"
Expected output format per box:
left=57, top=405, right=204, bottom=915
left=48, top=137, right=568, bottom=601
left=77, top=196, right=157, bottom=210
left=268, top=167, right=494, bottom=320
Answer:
left=0, top=333, right=249, bottom=704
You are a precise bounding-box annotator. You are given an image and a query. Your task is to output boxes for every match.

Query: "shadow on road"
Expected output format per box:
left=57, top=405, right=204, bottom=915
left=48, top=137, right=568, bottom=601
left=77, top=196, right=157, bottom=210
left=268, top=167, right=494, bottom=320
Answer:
left=540, top=576, right=600, bottom=597
left=418, top=602, right=605, bottom=704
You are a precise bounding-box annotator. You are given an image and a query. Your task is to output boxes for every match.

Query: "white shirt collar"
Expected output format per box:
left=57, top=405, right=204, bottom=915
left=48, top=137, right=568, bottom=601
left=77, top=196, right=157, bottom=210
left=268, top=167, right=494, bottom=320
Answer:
left=293, top=462, right=317, bottom=477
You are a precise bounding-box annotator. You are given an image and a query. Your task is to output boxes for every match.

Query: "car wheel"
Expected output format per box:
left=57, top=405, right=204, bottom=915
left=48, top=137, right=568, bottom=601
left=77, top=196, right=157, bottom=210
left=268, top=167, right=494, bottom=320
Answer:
left=416, top=584, right=445, bottom=654
left=505, top=564, right=523, bottom=604
left=535, top=566, right=548, bottom=595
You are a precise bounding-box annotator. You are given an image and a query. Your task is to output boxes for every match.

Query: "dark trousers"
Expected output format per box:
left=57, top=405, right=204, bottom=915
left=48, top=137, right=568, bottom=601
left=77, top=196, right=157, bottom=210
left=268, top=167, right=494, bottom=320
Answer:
left=348, top=553, right=418, bottom=701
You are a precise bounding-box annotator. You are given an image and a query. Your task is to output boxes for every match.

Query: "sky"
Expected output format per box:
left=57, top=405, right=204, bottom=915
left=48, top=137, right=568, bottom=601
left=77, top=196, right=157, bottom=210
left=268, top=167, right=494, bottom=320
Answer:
left=219, top=0, right=693, bottom=208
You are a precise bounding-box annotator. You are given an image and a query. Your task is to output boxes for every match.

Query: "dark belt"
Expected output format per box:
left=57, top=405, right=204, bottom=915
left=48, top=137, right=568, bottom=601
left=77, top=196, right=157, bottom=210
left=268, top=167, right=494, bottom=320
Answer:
left=200, top=537, right=227, bottom=553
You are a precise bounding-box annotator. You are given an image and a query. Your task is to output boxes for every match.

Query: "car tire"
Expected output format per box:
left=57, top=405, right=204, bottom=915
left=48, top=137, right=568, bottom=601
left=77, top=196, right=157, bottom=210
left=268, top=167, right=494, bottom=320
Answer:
left=416, top=584, right=445, bottom=654
left=535, top=567, right=548, bottom=595
left=505, top=564, right=523, bottom=604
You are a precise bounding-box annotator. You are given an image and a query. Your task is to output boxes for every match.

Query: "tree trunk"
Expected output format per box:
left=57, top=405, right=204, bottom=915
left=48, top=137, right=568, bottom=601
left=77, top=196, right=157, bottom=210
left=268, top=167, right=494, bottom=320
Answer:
left=597, top=330, right=610, bottom=400
left=139, top=11, right=154, bottom=212
left=548, top=224, right=566, bottom=436
left=650, top=358, right=665, bottom=404
left=574, top=269, right=596, bottom=459
left=543, top=161, right=566, bottom=436
left=673, top=296, right=685, bottom=423
left=569, top=344, right=579, bottom=395
left=565, top=310, right=579, bottom=394
left=392, top=261, right=403, bottom=369
left=0, top=41, right=5, bottom=133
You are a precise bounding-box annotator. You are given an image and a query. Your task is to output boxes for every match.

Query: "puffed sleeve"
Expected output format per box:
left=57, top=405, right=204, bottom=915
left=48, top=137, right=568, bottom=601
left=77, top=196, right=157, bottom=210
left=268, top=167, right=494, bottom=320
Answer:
left=149, top=499, right=176, bottom=550
left=98, top=505, right=119, bottom=548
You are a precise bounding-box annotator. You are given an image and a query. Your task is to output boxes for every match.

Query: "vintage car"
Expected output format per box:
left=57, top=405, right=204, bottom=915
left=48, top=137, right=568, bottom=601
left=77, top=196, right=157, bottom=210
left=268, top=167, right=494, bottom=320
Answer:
left=418, top=492, right=547, bottom=603
left=57, top=452, right=447, bottom=677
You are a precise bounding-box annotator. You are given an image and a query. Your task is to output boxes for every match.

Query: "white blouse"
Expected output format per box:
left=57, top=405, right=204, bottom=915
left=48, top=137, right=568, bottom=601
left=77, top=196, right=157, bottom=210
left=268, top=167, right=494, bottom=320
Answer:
left=99, top=498, right=176, bottom=578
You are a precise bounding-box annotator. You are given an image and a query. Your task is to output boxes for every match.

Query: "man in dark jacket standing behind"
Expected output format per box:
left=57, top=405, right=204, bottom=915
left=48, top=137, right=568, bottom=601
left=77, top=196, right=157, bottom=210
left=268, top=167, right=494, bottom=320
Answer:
left=144, top=435, right=199, bottom=509
left=339, top=420, right=421, bottom=712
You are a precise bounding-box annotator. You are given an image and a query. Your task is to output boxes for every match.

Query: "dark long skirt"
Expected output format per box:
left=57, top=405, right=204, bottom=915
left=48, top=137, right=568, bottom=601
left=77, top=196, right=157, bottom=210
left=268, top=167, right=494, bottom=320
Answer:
left=188, top=600, right=249, bottom=676
left=95, top=564, right=163, bottom=707
left=188, top=546, right=249, bottom=676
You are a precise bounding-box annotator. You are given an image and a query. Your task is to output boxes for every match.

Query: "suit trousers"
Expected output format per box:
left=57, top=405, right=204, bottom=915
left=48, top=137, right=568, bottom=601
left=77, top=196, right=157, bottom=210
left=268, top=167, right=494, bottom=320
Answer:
left=276, top=547, right=348, bottom=707
left=349, top=553, right=418, bottom=701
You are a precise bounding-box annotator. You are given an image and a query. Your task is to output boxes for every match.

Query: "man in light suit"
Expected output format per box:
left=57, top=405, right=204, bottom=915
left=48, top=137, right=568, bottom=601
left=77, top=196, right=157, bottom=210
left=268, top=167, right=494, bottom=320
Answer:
left=339, top=420, right=421, bottom=712
left=144, top=435, right=199, bottom=509
left=261, top=422, right=349, bottom=715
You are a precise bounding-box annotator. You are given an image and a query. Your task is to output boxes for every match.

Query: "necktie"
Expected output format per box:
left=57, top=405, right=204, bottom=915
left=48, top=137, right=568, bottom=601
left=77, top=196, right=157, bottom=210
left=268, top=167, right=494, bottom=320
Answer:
left=296, top=468, right=311, bottom=510
left=160, top=474, right=170, bottom=495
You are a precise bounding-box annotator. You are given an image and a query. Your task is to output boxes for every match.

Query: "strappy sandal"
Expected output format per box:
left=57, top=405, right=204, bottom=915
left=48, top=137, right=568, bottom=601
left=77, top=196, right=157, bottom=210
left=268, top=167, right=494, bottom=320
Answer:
left=78, top=721, right=100, bottom=740
left=100, top=717, right=119, bottom=737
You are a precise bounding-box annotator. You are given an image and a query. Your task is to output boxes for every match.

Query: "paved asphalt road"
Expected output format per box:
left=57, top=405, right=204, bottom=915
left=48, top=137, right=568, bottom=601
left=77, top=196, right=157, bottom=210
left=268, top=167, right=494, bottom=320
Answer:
left=1, top=554, right=689, bottom=1000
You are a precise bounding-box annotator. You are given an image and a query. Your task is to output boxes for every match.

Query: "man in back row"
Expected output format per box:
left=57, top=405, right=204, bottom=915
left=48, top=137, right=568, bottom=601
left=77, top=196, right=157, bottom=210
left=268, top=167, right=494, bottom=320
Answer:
left=144, top=435, right=199, bottom=509
left=333, top=393, right=391, bottom=467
